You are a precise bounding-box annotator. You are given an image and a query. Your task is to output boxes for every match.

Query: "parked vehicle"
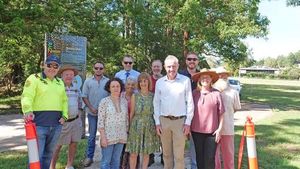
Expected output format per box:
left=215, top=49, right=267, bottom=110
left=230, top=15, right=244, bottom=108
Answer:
left=228, top=78, right=242, bottom=96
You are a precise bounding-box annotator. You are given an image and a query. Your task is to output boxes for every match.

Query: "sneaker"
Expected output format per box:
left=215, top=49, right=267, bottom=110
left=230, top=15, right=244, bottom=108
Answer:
left=148, top=153, right=155, bottom=166
left=83, top=158, right=93, bottom=167
left=65, top=166, right=75, bottom=169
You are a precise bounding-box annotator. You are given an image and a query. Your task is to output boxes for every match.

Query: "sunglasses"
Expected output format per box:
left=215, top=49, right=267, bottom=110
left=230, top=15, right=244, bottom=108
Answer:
left=46, top=63, right=59, bottom=69
left=123, top=61, right=133, bottom=65
left=186, top=58, right=198, bottom=61
left=94, top=67, right=104, bottom=70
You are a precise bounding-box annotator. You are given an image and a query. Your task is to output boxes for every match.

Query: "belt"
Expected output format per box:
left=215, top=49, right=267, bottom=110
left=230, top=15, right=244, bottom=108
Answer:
left=65, top=115, right=79, bottom=122
left=162, top=115, right=186, bottom=120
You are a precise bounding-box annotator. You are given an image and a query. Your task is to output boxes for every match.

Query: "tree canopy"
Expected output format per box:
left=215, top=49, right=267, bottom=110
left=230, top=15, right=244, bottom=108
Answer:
left=0, top=0, right=269, bottom=90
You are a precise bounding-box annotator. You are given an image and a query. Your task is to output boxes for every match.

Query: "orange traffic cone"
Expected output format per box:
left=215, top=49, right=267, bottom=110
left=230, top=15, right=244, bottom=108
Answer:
left=25, top=121, right=40, bottom=169
left=238, top=116, right=259, bottom=169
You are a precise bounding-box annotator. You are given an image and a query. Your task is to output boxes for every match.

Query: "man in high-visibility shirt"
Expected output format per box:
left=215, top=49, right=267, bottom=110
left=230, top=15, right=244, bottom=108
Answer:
left=21, top=54, right=68, bottom=169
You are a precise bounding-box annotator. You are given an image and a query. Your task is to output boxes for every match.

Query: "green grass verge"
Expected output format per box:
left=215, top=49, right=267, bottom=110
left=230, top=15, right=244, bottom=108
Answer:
left=235, top=78, right=300, bottom=169
left=0, top=140, right=87, bottom=169
left=0, top=95, right=21, bottom=115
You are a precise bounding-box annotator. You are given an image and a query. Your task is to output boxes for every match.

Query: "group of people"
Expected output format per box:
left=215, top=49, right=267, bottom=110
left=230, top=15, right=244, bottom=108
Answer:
left=21, top=52, right=241, bottom=169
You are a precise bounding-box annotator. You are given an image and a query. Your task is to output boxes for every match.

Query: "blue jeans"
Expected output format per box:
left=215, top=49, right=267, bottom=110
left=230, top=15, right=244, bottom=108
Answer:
left=36, top=125, right=62, bottom=169
left=86, top=114, right=98, bottom=159
left=101, top=143, right=124, bottom=169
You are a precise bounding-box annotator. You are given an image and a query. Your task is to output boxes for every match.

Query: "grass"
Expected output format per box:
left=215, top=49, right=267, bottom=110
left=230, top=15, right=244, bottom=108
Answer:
left=1, top=78, right=300, bottom=168
left=0, top=86, right=21, bottom=115
left=0, top=140, right=87, bottom=169
left=235, top=78, right=300, bottom=169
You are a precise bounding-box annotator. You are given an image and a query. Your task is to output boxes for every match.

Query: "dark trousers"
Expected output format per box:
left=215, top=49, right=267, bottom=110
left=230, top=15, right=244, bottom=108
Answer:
left=192, top=132, right=217, bottom=169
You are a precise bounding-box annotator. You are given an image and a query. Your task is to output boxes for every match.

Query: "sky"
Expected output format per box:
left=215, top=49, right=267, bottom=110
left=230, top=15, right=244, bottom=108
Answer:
left=244, top=0, right=300, bottom=61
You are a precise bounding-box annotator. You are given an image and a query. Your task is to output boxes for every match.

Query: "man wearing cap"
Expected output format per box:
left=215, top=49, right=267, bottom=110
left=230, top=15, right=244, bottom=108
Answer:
left=50, top=65, right=82, bottom=169
left=21, top=54, right=68, bottom=169
left=191, top=68, right=224, bottom=169
left=115, top=55, right=140, bottom=85
left=153, top=55, right=194, bottom=169
left=179, top=52, right=200, bottom=169
left=214, top=67, right=241, bottom=169
left=82, top=62, right=109, bottom=167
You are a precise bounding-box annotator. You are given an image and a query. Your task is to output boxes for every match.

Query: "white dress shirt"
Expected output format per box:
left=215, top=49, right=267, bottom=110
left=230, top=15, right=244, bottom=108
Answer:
left=153, top=73, right=194, bottom=125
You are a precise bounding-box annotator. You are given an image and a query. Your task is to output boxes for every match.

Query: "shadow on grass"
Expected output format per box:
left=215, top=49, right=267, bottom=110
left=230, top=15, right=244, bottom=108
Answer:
left=241, top=84, right=300, bottom=111
left=235, top=118, right=300, bottom=169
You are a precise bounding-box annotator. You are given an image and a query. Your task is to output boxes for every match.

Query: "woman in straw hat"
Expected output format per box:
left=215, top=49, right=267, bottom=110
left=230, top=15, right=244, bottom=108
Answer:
left=191, top=68, right=225, bottom=169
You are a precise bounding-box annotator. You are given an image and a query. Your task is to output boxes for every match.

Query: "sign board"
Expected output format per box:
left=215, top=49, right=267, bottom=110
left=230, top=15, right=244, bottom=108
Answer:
left=44, top=33, right=87, bottom=89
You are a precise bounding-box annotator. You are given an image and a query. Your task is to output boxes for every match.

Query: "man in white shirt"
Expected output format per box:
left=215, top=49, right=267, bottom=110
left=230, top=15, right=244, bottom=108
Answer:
left=214, top=67, right=241, bottom=169
left=153, top=55, right=194, bottom=169
left=115, top=55, right=140, bottom=85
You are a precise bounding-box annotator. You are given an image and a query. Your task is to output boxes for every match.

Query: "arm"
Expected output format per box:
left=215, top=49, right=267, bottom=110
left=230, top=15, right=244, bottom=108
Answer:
left=21, top=75, right=37, bottom=122
left=98, top=99, right=108, bottom=147
left=214, top=93, right=225, bottom=143
left=234, top=90, right=241, bottom=112
left=83, top=97, right=97, bottom=114
left=59, top=87, right=68, bottom=124
left=153, top=81, right=163, bottom=136
left=184, top=79, right=194, bottom=126
left=129, top=94, right=136, bottom=123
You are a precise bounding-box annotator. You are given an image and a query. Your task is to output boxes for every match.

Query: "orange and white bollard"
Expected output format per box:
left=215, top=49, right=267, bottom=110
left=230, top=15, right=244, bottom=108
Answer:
left=25, top=121, right=40, bottom=169
left=245, top=116, right=258, bottom=169
left=238, top=116, right=259, bottom=169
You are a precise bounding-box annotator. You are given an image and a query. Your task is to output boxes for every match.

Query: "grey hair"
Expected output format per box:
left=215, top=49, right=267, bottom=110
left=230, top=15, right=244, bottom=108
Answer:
left=164, top=55, right=178, bottom=65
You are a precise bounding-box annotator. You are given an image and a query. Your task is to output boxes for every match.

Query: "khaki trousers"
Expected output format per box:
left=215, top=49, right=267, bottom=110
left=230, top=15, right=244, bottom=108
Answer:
left=160, top=117, right=187, bottom=169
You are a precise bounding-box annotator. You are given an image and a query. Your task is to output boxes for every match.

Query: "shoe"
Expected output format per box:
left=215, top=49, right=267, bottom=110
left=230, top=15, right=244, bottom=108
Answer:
left=83, top=158, right=93, bottom=167
left=148, top=153, right=155, bottom=167
left=160, top=154, right=164, bottom=165
left=65, top=166, right=75, bottom=169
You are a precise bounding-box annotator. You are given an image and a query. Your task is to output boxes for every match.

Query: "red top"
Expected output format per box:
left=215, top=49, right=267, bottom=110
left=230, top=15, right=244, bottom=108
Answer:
left=150, top=75, right=158, bottom=93
left=191, top=89, right=225, bottom=133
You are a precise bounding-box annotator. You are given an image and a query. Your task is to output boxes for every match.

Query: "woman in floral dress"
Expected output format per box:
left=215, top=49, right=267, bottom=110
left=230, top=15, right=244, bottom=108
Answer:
left=126, top=72, right=160, bottom=169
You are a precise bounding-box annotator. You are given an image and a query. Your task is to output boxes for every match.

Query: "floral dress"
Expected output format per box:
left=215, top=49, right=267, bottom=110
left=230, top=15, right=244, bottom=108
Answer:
left=126, top=93, right=160, bottom=154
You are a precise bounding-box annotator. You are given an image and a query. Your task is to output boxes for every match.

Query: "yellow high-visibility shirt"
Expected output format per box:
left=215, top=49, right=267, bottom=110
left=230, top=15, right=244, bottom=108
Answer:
left=21, top=73, right=68, bottom=119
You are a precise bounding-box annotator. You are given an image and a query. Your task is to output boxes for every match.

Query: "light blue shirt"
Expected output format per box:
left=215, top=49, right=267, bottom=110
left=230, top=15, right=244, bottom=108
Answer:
left=115, top=69, right=140, bottom=85
left=82, top=75, right=109, bottom=116
left=153, top=73, right=194, bottom=125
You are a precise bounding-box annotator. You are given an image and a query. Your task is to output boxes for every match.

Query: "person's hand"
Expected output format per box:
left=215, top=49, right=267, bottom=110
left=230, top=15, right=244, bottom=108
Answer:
left=156, top=125, right=162, bottom=136
left=59, top=118, right=65, bottom=125
left=213, top=128, right=221, bottom=143
left=100, top=135, right=108, bottom=148
left=24, top=112, right=34, bottom=123
left=90, top=107, right=97, bottom=114
left=183, top=124, right=190, bottom=136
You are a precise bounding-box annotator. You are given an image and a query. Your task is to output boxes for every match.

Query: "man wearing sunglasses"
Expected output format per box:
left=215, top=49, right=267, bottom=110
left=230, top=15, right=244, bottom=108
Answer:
left=115, top=55, right=140, bottom=85
left=21, top=54, right=68, bottom=169
left=179, top=52, right=200, bottom=169
left=82, top=62, right=109, bottom=167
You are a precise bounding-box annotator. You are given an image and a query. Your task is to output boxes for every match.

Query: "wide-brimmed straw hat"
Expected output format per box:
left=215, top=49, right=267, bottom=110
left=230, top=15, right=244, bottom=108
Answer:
left=192, top=68, right=219, bottom=84
left=58, top=64, right=79, bottom=76
left=215, top=67, right=231, bottom=75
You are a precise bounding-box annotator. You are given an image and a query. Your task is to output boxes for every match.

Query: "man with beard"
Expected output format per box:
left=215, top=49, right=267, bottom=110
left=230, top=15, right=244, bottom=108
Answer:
left=82, top=62, right=109, bottom=167
left=179, top=52, right=200, bottom=169
left=214, top=67, right=241, bottom=169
